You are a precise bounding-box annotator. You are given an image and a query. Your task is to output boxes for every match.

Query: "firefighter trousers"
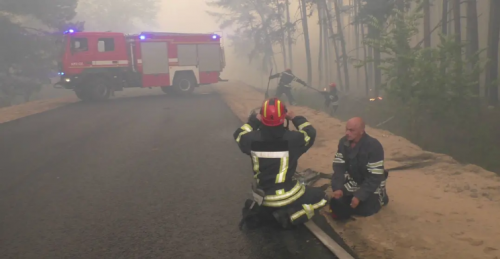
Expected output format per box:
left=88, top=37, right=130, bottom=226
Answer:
left=275, top=85, right=295, bottom=105
left=272, top=186, right=328, bottom=227
left=241, top=186, right=328, bottom=229
left=329, top=192, right=388, bottom=220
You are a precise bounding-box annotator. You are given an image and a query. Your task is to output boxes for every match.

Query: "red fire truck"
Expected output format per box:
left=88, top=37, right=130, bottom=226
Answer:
left=55, top=30, right=226, bottom=101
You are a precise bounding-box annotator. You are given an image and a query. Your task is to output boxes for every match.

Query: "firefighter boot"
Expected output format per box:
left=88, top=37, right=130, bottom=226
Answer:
left=240, top=199, right=267, bottom=230
left=272, top=209, right=295, bottom=230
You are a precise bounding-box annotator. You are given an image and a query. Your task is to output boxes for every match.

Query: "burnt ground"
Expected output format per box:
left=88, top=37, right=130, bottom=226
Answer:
left=0, top=90, right=339, bottom=259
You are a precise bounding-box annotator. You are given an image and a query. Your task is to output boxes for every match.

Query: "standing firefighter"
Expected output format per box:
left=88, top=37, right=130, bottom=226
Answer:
left=324, top=82, right=339, bottom=116
left=269, top=69, right=307, bottom=105
left=233, top=98, right=328, bottom=229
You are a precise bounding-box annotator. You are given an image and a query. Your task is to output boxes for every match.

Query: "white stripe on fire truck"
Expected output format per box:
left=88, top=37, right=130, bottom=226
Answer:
left=136, top=58, right=178, bottom=64
left=92, top=60, right=129, bottom=65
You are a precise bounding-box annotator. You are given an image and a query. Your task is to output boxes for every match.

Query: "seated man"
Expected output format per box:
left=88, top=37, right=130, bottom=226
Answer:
left=329, top=117, right=389, bottom=220
left=233, top=98, right=328, bottom=229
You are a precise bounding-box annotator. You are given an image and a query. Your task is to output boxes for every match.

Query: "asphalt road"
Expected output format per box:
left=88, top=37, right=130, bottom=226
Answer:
left=0, top=90, right=336, bottom=259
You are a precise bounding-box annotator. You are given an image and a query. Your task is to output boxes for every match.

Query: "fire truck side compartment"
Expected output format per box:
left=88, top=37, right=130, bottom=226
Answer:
left=197, top=44, right=221, bottom=84
left=140, top=41, right=170, bottom=87
left=177, top=45, right=198, bottom=66
left=197, top=44, right=221, bottom=72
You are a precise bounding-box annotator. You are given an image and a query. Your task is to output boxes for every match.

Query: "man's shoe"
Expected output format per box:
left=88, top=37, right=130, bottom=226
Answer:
left=272, top=209, right=293, bottom=229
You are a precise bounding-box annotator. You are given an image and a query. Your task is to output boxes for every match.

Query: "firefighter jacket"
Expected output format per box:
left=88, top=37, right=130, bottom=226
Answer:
left=270, top=71, right=307, bottom=88
left=331, top=133, right=386, bottom=202
left=233, top=114, right=316, bottom=207
left=327, top=87, right=339, bottom=104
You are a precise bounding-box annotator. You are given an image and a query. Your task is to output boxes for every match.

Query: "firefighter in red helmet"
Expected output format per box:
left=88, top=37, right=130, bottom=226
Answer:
left=233, top=98, right=328, bottom=230
left=324, top=82, right=339, bottom=116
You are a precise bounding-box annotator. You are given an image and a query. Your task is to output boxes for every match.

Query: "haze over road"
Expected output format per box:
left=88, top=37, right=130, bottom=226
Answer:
left=0, top=89, right=334, bottom=258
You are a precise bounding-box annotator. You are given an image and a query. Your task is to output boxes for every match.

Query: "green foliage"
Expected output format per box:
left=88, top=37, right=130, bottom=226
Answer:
left=0, top=0, right=79, bottom=107
left=207, top=0, right=295, bottom=72
left=0, top=0, right=78, bottom=27
left=76, top=0, right=160, bottom=32
left=356, top=4, right=486, bottom=135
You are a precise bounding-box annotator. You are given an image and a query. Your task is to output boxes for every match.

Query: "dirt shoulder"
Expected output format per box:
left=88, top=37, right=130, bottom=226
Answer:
left=0, top=97, right=79, bottom=124
left=215, top=82, right=500, bottom=259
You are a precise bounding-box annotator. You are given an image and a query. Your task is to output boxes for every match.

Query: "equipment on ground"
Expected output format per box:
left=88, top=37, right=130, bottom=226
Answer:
left=54, top=30, right=226, bottom=101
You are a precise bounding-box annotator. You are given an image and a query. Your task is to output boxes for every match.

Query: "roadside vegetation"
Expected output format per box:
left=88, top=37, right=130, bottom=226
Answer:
left=211, top=0, right=500, bottom=174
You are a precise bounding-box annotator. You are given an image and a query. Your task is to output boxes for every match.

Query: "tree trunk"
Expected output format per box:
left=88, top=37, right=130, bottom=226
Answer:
left=275, top=0, right=287, bottom=69
left=441, top=0, right=449, bottom=76
left=370, top=28, right=382, bottom=97
left=333, top=0, right=350, bottom=92
left=285, top=0, right=293, bottom=70
left=453, top=0, right=462, bottom=73
left=485, top=0, right=500, bottom=106
left=367, top=45, right=374, bottom=94
left=324, top=0, right=344, bottom=90
left=323, top=7, right=331, bottom=85
left=354, top=0, right=360, bottom=90
left=300, top=0, right=313, bottom=86
left=318, top=6, right=324, bottom=87
left=423, top=0, right=431, bottom=48
left=442, top=0, right=448, bottom=35
left=361, top=23, right=370, bottom=96
left=395, top=0, right=410, bottom=86
left=466, top=0, right=480, bottom=96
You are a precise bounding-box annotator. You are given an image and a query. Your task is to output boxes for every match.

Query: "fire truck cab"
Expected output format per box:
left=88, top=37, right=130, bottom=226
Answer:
left=55, top=30, right=226, bottom=101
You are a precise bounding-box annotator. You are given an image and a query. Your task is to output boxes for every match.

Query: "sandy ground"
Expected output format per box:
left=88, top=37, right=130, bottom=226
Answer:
left=215, top=82, right=500, bottom=259
left=0, top=96, right=79, bottom=124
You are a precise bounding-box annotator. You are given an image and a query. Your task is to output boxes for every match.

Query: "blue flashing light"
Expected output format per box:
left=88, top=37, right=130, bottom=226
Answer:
left=139, top=35, right=146, bottom=40
left=69, top=29, right=74, bottom=33
left=212, top=34, right=218, bottom=39
left=58, top=72, right=65, bottom=76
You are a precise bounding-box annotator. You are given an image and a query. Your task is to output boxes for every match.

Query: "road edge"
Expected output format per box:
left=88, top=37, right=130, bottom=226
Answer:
left=0, top=97, right=79, bottom=125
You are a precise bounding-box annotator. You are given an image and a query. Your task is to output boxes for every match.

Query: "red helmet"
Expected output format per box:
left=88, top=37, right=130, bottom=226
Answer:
left=260, top=98, right=287, bottom=126
left=330, top=82, right=336, bottom=88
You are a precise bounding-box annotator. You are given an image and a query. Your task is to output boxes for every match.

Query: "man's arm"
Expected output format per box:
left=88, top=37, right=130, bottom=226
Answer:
left=331, top=139, right=346, bottom=192
left=293, top=77, right=307, bottom=86
left=354, top=139, right=386, bottom=201
left=269, top=73, right=281, bottom=80
left=233, top=113, right=261, bottom=155
left=290, top=115, right=316, bottom=155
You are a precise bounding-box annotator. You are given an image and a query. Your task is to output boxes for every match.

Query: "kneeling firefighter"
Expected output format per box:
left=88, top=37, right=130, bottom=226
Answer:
left=233, top=98, right=328, bottom=229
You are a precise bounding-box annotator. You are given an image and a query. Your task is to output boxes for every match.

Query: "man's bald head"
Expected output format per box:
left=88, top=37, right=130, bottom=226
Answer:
left=345, top=117, right=365, bottom=142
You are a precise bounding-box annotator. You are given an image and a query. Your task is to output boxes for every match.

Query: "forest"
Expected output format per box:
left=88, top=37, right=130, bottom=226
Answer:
left=209, top=0, right=500, bottom=173
left=0, top=0, right=160, bottom=107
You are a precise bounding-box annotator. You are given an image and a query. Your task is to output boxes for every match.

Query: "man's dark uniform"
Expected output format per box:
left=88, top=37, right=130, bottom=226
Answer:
left=330, top=133, right=389, bottom=220
left=269, top=69, right=307, bottom=105
left=324, top=84, right=339, bottom=115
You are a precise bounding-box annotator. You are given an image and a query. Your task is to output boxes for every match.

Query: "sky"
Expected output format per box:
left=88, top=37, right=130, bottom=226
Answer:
left=156, top=0, right=312, bottom=87
left=158, top=0, right=220, bottom=34
left=155, top=0, right=323, bottom=88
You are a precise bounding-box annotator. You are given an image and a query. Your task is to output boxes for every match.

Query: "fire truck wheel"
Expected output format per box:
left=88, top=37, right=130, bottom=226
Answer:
left=74, top=88, right=91, bottom=101
left=88, top=77, right=111, bottom=101
left=172, top=72, right=196, bottom=95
